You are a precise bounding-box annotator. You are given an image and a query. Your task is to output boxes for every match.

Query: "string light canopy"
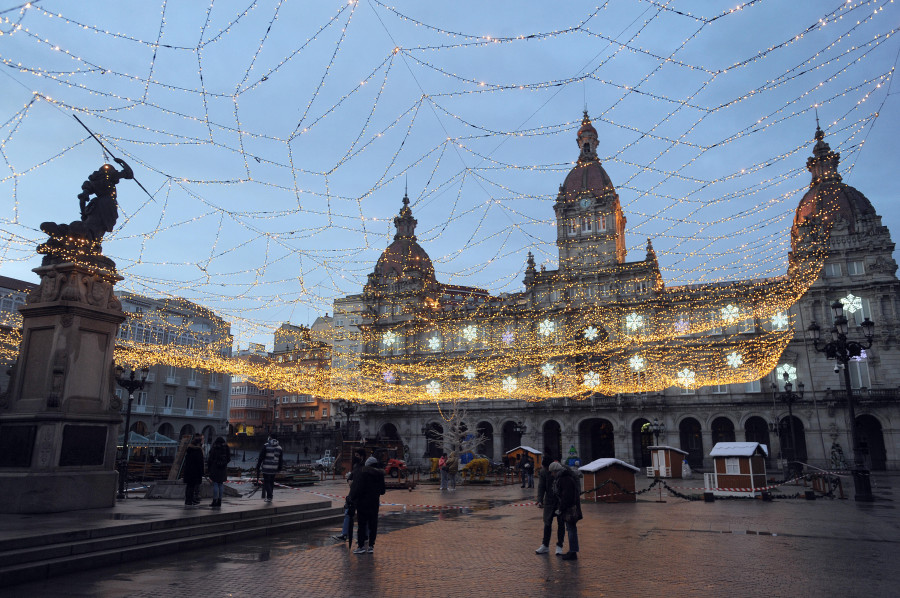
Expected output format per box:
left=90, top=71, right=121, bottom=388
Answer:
left=0, top=1, right=895, bottom=403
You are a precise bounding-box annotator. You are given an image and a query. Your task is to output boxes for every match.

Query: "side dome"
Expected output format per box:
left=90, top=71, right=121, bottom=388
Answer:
left=372, top=193, right=436, bottom=283
left=559, top=111, right=617, bottom=203
left=792, top=126, right=877, bottom=238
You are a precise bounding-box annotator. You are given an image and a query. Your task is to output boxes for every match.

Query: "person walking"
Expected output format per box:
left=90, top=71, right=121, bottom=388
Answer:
left=349, top=456, right=386, bottom=554
left=256, top=436, right=284, bottom=503
left=182, top=435, right=205, bottom=507
left=535, top=459, right=565, bottom=556
left=206, top=436, right=231, bottom=508
left=438, top=452, right=449, bottom=490
left=552, top=461, right=583, bottom=561
left=446, top=451, right=459, bottom=491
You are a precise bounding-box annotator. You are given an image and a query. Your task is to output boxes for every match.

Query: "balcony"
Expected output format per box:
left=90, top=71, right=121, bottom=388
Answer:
left=186, top=378, right=201, bottom=388
left=165, top=376, right=180, bottom=386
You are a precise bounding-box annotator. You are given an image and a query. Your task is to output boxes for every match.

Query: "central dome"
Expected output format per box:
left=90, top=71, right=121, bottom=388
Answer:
left=559, top=111, right=617, bottom=203
left=372, top=193, right=436, bottom=283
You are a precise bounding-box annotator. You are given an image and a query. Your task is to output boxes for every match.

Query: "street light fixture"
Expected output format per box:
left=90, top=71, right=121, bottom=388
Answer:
left=772, top=373, right=804, bottom=478
left=807, top=300, right=875, bottom=501
left=115, top=365, right=150, bottom=500
left=648, top=417, right=666, bottom=445
left=339, top=399, right=357, bottom=430
left=513, top=421, right=527, bottom=436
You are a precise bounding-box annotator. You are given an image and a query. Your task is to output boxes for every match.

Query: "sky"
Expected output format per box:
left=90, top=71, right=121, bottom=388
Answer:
left=0, top=0, right=898, bottom=349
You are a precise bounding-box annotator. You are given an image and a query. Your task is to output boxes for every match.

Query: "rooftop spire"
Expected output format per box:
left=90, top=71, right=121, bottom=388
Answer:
left=394, top=189, right=416, bottom=240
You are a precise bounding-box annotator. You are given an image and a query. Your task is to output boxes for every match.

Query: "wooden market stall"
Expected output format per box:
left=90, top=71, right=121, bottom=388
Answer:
left=504, top=446, right=542, bottom=471
left=579, top=458, right=639, bottom=503
left=704, top=442, right=769, bottom=498
left=646, top=445, right=689, bottom=478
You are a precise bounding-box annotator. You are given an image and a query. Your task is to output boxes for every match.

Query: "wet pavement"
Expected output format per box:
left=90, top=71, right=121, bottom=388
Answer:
left=5, top=473, right=899, bottom=597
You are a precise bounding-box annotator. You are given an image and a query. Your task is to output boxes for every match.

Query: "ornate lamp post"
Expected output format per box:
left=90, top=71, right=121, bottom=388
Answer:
left=772, top=373, right=804, bottom=478
left=513, top=421, right=527, bottom=439
left=339, top=399, right=357, bottom=431
left=648, top=417, right=666, bottom=445
left=115, top=365, right=149, bottom=500
left=807, top=300, right=875, bottom=501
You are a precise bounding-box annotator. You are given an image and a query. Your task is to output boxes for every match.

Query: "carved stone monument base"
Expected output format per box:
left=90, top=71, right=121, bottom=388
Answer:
left=0, top=249, right=125, bottom=513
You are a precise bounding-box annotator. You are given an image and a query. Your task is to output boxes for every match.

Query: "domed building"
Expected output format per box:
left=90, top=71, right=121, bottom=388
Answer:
left=333, top=113, right=900, bottom=478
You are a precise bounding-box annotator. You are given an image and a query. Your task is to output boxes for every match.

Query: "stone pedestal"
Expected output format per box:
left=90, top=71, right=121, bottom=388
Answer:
left=0, top=252, right=126, bottom=513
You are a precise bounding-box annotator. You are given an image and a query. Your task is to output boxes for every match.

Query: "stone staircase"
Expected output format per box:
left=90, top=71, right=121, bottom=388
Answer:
left=0, top=500, right=342, bottom=586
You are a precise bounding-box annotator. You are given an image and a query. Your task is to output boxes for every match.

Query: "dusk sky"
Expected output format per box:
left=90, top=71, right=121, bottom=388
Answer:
left=1, top=0, right=897, bottom=348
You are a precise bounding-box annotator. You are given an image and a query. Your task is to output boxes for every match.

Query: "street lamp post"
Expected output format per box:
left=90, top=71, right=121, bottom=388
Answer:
left=115, top=365, right=149, bottom=500
left=339, top=399, right=357, bottom=431
left=649, top=417, right=666, bottom=445
left=807, top=300, right=875, bottom=502
left=772, top=373, right=804, bottom=478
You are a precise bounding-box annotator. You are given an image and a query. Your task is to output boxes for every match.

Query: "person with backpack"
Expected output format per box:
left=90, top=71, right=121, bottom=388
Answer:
left=349, top=456, right=386, bottom=554
left=256, top=436, right=284, bottom=503
left=207, top=436, right=231, bottom=508
left=552, top=461, right=583, bottom=561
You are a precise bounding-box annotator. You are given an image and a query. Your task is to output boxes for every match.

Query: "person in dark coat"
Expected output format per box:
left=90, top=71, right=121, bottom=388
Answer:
left=206, top=436, right=231, bottom=508
left=348, top=456, right=386, bottom=554
left=535, top=459, right=565, bottom=555
left=552, top=461, right=583, bottom=561
left=256, top=436, right=284, bottom=503
left=182, top=435, right=205, bottom=507
left=334, top=448, right=367, bottom=542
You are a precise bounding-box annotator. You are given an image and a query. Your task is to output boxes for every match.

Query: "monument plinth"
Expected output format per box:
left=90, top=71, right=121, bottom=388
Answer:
left=0, top=160, right=131, bottom=513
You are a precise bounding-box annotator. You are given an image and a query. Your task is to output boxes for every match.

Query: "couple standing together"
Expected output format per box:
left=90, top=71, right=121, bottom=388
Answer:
left=535, top=460, right=582, bottom=561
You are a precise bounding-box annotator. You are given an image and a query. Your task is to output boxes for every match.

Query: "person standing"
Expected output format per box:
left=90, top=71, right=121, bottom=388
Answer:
left=523, top=454, right=535, bottom=488
left=438, top=452, right=449, bottom=490
left=552, top=461, right=582, bottom=561
left=535, top=459, right=565, bottom=556
left=446, top=451, right=459, bottom=491
left=207, top=436, right=231, bottom=508
left=256, top=436, right=284, bottom=503
left=182, top=435, right=205, bottom=507
left=334, top=448, right=367, bottom=542
left=349, top=456, right=386, bottom=554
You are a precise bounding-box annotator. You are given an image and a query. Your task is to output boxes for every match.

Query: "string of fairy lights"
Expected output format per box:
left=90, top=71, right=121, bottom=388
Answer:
left=0, top=1, right=896, bottom=404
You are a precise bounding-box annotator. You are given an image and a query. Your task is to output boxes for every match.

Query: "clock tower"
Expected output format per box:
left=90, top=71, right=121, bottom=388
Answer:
left=553, top=111, right=627, bottom=272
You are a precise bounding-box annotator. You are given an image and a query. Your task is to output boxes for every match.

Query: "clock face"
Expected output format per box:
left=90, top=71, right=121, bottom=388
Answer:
left=579, top=197, right=592, bottom=209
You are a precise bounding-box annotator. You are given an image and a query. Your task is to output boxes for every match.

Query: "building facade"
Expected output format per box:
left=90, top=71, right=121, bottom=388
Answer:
left=342, top=113, right=899, bottom=472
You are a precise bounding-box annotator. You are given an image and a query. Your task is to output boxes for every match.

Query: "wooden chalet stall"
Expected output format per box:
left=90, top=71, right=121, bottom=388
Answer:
left=504, top=446, right=542, bottom=471
left=646, top=445, right=688, bottom=478
left=704, top=442, right=769, bottom=498
left=579, top=458, right=639, bottom=503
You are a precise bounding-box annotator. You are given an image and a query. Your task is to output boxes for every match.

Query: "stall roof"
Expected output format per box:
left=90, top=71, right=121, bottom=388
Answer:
left=146, top=432, right=178, bottom=446
left=647, top=445, right=688, bottom=455
left=579, top=458, right=641, bottom=473
left=504, top=446, right=542, bottom=455
left=116, top=431, right=150, bottom=447
left=709, top=442, right=769, bottom=457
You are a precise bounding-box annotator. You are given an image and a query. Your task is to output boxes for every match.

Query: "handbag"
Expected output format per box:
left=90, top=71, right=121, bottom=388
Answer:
left=564, top=504, right=582, bottom=524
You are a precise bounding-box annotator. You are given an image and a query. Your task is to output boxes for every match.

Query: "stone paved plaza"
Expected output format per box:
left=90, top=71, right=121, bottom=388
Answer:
left=6, top=473, right=899, bottom=598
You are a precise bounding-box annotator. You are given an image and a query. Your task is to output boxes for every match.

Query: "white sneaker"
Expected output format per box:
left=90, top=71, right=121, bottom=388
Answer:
left=555, top=545, right=564, bottom=556
left=367, top=546, right=374, bottom=553
left=353, top=546, right=368, bottom=554
left=535, top=545, right=549, bottom=554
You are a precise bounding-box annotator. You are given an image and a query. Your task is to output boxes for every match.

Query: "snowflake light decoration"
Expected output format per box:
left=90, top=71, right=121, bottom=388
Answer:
left=462, top=325, right=478, bottom=342
left=674, top=318, right=689, bottom=334
left=776, top=363, right=797, bottom=382
left=584, top=326, right=599, bottom=341
left=425, top=380, right=441, bottom=396
left=538, top=319, right=556, bottom=337
left=720, top=304, right=740, bottom=324
left=840, top=293, right=863, bottom=314
left=625, top=313, right=644, bottom=332
left=383, top=370, right=395, bottom=384
left=541, top=362, right=556, bottom=378
left=463, top=366, right=476, bottom=380
left=628, top=355, right=645, bottom=371
left=502, top=376, right=517, bottom=393
left=726, top=351, right=743, bottom=369
left=676, top=368, right=696, bottom=388
left=382, top=331, right=397, bottom=347
left=427, top=335, right=441, bottom=351
left=584, top=370, right=600, bottom=389
left=501, top=329, right=515, bottom=345
left=771, top=311, right=789, bottom=330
